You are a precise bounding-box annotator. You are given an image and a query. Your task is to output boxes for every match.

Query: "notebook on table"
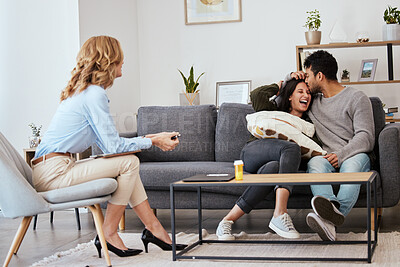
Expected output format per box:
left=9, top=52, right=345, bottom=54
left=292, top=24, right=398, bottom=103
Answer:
left=182, top=173, right=235, bottom=182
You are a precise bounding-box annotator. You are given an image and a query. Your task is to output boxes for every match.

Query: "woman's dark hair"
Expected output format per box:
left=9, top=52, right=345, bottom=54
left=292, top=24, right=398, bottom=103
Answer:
left=303, top=50, right=338, bottom=81
left=278, top=78, right=311, bottom=117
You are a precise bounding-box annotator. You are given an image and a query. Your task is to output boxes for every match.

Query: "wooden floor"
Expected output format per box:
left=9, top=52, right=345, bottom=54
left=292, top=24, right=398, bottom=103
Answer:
left=1, top=205, right=400, bottom=267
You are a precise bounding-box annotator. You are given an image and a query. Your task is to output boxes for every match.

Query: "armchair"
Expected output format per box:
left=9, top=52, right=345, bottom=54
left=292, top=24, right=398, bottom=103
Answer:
left=0, top=132, right=117, bottom=267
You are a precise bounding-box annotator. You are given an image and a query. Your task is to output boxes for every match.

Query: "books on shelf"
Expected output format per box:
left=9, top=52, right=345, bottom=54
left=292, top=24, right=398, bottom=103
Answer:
left=384, top=106, right=398, bottom=117
left=385, top=107, right=398, bottom=114
left=384, top=106, right=398, bottom=121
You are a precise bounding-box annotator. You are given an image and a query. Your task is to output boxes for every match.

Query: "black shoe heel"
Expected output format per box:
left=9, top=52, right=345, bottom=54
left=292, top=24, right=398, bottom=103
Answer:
left=142, top=239, right=149, bottom=253
left=94, top=235, right=102, bottom=258
left=94, top=235, right=143, bottom=258
left=141, top=229, right=187, bottom=252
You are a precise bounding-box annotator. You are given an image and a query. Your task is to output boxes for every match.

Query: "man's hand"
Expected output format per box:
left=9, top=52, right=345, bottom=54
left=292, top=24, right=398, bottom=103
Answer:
left=148, top=132, right=180, bottom=151
left=324, top=153, right=339, bottom=168
left=291, top=71, right=306, bottom=80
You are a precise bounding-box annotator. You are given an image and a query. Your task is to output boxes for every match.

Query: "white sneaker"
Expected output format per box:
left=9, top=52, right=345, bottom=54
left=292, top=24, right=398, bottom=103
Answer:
left=306, top=212, right=336, bottom=241
left=216, top=219, right=235, bottom=240
left=311, top=195, right=345, bottom=226
left=269, top=213, right=300, bottom=239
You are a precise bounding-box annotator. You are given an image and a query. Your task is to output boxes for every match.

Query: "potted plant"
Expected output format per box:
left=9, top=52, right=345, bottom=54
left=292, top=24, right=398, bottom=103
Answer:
left=341, top=69, right=350, bottom=82
left=178, top=66, right=205, bottom=106
left=28, top=123, right=42, bottom=148
left=383, top=5, right=400, bottom=41
left=304, top=9, right=322, bottom=45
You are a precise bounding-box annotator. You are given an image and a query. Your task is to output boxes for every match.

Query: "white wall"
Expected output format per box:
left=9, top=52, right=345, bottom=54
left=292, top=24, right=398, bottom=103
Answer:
left=78, top=0, right=141, bottom=134
left=2, top=0, right=400, bottom=155
left=137, top=0, right=400, bottom=108
left=0, top=0, right=80, bottom=155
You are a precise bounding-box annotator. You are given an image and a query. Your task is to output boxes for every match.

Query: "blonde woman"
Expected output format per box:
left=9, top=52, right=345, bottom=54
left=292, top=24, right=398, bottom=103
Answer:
left=32, top=36, right=186, bottom=257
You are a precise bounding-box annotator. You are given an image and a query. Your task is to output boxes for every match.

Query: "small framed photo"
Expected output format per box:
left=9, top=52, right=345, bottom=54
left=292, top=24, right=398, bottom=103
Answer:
left=358, top=59, right=378, bottom=82
left=216, top=80, right=251, bottom=108
left=185, top=0, right=242, bottom=25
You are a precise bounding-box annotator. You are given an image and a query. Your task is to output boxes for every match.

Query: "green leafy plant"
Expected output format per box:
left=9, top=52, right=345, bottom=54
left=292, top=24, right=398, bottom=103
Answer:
left=383, top=6, right=400, bottom=24
left=28, top=123, right=42, bottom=137
left=178, top=66, right=205, bottom=93
left=304, top=9, right=321, bottom=31
left=342, top=69, right=349, bottom=78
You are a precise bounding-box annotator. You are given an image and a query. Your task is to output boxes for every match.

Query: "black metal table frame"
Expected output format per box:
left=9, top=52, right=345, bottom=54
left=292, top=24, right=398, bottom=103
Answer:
left=170, top=171, right=378, bottom=263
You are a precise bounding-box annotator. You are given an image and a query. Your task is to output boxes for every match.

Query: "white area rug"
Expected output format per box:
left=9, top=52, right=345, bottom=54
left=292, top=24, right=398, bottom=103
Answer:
left=31, top=230, right=400, bottom=267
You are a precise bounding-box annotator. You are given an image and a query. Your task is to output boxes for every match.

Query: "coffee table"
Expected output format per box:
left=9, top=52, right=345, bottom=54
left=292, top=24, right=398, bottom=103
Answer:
left=170, top=171, right=378, bottom=263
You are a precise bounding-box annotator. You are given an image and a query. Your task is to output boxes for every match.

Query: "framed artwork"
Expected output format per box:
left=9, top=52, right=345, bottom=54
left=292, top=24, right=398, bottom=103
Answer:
left=358, top=59, right=378, bottom=82
left=185, top=0, right=242, bottom=25
left=216, top=80, right=251, bottom=108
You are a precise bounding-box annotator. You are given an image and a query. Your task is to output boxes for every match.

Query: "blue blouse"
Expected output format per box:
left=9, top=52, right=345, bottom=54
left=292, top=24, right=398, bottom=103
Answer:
left=35, top=85, right=152, bottom=158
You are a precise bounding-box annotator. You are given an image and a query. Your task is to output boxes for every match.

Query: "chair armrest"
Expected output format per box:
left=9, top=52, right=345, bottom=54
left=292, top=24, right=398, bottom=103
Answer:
left=378, top=123, right=400, bottom=206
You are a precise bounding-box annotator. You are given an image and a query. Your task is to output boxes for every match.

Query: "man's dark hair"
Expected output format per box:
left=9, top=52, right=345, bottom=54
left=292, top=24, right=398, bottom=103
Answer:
left=304, top=50, right=338, bottom=81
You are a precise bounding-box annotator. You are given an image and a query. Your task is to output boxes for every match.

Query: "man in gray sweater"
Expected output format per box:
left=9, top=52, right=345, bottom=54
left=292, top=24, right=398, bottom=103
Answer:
left=293, top=50, right=375, bottom=241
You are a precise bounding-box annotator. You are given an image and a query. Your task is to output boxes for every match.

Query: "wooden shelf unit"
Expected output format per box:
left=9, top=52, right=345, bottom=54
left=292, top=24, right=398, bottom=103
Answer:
left=296, top=40, right=400, bottom=85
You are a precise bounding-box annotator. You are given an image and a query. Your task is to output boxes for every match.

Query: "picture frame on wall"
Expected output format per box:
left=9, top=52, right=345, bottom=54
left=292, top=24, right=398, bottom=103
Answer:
left=185, top=0, right=242, bottom=25
left=358, top=59, right=378, bottom=82
left=216, top=80, right=251, bottom=108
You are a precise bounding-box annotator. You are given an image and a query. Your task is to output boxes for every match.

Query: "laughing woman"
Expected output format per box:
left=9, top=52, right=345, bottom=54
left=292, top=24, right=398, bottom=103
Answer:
left=216, top=77, right=313, bottom=240
left=32, top=36, right=186, bottom=257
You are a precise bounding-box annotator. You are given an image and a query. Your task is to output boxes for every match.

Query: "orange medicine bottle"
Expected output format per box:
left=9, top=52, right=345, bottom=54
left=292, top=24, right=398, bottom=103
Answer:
left=234, top=160, right=244, bottom=180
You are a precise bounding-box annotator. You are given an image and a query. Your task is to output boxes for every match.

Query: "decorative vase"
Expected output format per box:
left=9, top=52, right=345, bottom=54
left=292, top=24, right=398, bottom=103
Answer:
left=179, top=92, right=200, bottom=106
left=29, top=136, right=41, bottom=148
left=305, top=31, right=321, bottom=45
left=382, top=24, right=400, bottom=41
left=329, top=20, right=347, bottom=43
left=341, top=77, right=350, bottom=82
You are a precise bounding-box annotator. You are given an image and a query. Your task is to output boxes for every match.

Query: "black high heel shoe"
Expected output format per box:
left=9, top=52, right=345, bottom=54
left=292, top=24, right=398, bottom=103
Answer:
left=141, top=229, right=187, bottom=253
left=94, top=235, right=142, bottom=258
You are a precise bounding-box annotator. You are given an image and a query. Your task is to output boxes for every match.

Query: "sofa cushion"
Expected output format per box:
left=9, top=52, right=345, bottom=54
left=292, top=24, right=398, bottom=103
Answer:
left=140, top=161, right=235, bottom=189
left=215, top=103, right=254, bottom=162
left=246, top=111, right=327, bottom=159
left=369, top=97, right=385, bottom=171
left=136, top=105, right=217, bottom=162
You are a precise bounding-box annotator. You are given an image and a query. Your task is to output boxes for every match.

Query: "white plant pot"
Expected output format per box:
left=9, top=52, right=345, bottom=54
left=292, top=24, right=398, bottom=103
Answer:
left=29, top=136, right=41, bottom=148
left=305, top=31, right=321, bottom=45
left=179, top=92, right=200, bottom=106
left=382, top=24, right=400, bottom=41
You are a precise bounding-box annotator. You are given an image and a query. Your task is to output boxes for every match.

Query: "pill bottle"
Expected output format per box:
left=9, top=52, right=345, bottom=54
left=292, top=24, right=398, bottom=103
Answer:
left=234, top=160, right=244, bottom=181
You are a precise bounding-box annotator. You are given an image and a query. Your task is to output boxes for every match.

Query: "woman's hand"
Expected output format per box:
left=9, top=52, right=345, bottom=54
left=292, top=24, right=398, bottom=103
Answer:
left=291, top=71, right=306, bottom=80
left=149, top=132, right=180, bottom=151
left=276, top=80, right=283, bottom=90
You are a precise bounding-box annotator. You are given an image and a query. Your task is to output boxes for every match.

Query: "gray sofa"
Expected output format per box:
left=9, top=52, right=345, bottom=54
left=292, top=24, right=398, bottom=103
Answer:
left=93, top=98, right=400, bottom=211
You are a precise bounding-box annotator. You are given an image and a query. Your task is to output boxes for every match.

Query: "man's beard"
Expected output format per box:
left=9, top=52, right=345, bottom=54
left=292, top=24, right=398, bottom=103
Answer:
left=310, top=83, right=322, bottom=94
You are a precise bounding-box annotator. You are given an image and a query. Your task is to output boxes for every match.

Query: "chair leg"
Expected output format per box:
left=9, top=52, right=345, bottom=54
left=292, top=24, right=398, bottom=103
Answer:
left=88, top=205, right=112, bottom=267
left=119, top=210, right=125, bottom=231
left=33, top=215, right=38, bottom=230
left=14, top=216, right=33, bottom=255
left=50, top=211, right=54, bottom=224
left=152, top=208, right=157, bottom=216
left=3, top=216, right=32, bottom=267
left=75, top=208, right=81, bottom=230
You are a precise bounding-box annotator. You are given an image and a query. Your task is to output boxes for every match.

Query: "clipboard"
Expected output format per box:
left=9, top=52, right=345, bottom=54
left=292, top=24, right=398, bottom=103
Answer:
left=90, top=150, right=141, bottom=159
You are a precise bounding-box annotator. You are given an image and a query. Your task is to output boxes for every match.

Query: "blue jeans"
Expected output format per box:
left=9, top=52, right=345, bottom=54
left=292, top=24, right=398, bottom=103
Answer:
left=308, top=153, right=370, bottom=217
